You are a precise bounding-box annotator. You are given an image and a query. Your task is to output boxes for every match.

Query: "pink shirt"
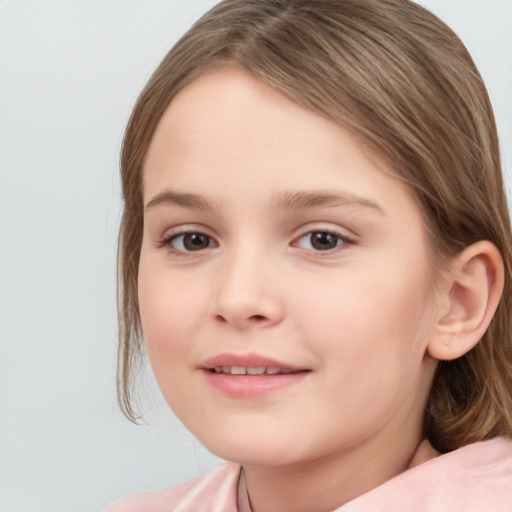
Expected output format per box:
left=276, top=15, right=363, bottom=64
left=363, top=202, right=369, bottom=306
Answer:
left=105, top=438, right=512, bottom=511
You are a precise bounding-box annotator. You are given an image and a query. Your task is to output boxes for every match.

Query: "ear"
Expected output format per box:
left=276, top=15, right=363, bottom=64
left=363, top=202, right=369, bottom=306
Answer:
left=428, top=241, right=504, bottom=361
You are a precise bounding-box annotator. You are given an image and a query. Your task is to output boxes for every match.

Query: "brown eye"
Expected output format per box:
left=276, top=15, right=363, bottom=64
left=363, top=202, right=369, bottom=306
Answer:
left=183, top=233, right=210, bottom=250
left=170, top=233, right=213, bottom=252
left=310, top=232, right=339, bottom=250
left=297, top=231, right=344, bottom=251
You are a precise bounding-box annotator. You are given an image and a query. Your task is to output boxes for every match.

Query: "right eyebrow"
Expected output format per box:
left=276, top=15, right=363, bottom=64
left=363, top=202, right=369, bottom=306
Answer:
left=272, top=190, right=385, bottom=215
left=144, top=190, right=214, bottom=211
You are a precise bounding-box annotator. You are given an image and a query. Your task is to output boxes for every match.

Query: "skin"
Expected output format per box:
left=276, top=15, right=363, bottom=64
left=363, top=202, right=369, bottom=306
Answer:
left=138, top=67, right=447, bottom=512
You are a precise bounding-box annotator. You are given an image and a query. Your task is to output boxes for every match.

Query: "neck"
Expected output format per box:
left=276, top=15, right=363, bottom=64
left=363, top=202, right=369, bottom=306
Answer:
left=243, top=429, right=437, bottom=512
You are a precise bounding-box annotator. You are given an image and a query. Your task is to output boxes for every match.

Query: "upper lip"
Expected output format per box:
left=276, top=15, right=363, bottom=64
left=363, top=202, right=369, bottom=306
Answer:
left=201, top=352, right=305, bottom=371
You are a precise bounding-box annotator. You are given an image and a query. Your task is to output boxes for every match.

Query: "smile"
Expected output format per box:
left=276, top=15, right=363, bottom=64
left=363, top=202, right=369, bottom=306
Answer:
left=201, top=353, right=310, bottom=398
left=213, top=366, right=296, bottom=375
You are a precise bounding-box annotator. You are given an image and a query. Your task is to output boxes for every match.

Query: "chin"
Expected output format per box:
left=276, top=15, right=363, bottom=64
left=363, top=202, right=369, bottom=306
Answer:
left=199, top=431, right=325, bottom=468
left=192, top=429, right=297, bottom=466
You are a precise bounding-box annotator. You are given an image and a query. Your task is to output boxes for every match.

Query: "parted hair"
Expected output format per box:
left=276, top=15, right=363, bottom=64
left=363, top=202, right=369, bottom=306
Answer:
left=117, top=0, right=512, bottom=452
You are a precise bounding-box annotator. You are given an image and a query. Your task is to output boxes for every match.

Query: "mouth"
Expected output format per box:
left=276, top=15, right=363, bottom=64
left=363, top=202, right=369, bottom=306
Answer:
left=211, top=366, right=298, bottom=375
left=201, top=353, right=307, bottom=374
left=200, top=353, right=310, bottom=398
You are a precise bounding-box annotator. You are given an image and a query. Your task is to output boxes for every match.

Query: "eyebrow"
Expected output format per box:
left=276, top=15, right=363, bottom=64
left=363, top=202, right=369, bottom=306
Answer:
left=272, top=190, right=385, bottom=214
left=145, top=190, right=214, bottom=211
left=144, top=189, right=384, bottom=215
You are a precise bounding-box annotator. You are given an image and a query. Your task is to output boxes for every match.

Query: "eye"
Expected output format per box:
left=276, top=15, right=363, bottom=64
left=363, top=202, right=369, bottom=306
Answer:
left=163, top=232, right=215, bottom=252
left=295, top=230, right=350, bottom=251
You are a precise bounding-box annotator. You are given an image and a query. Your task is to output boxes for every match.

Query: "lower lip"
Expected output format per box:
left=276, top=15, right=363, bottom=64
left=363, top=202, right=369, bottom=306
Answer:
left=201, top=370, right=309, bottom=398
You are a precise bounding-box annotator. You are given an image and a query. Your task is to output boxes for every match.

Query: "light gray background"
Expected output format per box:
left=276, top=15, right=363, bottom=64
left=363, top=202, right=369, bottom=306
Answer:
left=1, top=1, right=511, bottom=511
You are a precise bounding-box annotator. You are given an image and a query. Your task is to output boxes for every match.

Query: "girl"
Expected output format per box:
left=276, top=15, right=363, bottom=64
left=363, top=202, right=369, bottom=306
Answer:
left=107, top=0, right=512, bottom=510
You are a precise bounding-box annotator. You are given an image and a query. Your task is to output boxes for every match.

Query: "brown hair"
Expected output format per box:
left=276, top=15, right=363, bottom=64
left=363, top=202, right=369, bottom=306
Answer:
left=117, top=0, right=512, bottom=452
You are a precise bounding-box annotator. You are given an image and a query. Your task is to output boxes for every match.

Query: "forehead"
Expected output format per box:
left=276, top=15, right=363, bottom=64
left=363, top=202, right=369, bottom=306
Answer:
left=144, top=66, right=353, bottom=177
left=143, top=67, right=422, bottom=223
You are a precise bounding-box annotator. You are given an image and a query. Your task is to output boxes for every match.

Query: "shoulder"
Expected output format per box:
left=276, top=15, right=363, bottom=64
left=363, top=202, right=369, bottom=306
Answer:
left=104, top=462, right=241, bottom=512
left=342, top=438, right=512, bottom=512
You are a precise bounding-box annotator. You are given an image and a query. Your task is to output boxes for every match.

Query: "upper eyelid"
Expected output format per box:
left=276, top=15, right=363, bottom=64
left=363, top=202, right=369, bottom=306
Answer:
left=158, top=224, right=216, bottom=239
left=293, top=222, right=358, bottom=240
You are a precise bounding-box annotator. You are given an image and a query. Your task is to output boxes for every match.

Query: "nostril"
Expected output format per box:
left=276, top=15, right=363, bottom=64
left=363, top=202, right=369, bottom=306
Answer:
left=214, top=313, right=266, bottom=325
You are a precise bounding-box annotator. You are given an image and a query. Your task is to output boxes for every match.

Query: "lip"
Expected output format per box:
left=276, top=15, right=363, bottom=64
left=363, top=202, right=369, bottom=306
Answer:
left=200, top=352, right=310, bottom=398
left=202, top=352, right=303, bottom=371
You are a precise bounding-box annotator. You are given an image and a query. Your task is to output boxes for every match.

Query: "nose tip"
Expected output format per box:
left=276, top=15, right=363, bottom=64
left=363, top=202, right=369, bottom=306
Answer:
left=213, top=298, right=284, bottom=329
left=210, top=267, right=284, bottom=329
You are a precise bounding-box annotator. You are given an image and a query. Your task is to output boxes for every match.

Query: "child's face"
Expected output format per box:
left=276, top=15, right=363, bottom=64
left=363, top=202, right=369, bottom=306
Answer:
left=138, top=67, right=441, bottom=467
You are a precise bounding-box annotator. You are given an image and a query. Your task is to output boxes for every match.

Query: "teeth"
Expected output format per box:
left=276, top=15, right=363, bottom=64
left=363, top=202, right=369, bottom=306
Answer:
left=246, top=367, right=266, bottom=375
left=213, top=366, right=295, bottom=375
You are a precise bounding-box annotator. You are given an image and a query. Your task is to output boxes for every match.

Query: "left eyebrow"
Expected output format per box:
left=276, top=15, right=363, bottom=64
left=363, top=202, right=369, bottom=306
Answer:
left=272, top=191, right=385, bottom=215
left=144, top=190, right=215, bottom=211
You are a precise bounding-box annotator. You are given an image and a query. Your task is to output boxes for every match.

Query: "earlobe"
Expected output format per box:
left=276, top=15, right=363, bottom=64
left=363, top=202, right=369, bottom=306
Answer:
left=428, top=241, right=504, bottom=361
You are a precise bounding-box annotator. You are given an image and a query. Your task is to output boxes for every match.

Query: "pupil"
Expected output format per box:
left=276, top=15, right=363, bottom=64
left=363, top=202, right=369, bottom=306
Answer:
left=184, top=233, right=209, bottom=251
left=311, top=232, right=337, bottom=250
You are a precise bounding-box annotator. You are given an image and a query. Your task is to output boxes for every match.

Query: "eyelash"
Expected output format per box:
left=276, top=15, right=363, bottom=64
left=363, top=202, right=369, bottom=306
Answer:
left=294, top=229, right=356, bottom=252
left=157, top=228, right=357, bottom=255
left=158, top=231, right=217, bottom=254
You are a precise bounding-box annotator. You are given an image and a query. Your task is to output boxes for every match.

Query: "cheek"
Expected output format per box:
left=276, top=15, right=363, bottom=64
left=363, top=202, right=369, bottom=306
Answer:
left=137, top=266, right=208, bottom=416
left=293, top=261, right=433, bottom=364
left=291, top=266, right=435, bottom=434
left=138, top=263, right=200, bottom=372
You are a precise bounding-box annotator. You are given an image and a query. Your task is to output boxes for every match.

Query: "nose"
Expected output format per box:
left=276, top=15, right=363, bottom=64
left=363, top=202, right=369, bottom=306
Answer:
left=210, top=247, right=285, bottom=330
